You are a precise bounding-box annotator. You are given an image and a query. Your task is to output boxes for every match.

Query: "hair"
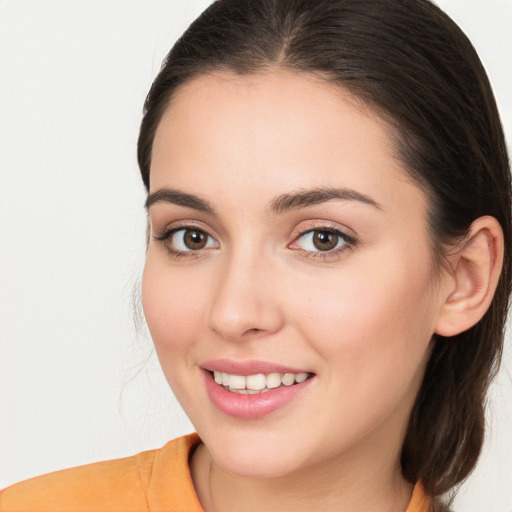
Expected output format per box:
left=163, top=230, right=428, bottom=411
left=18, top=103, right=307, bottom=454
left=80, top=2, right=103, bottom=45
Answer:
left=137, top=0, right=511, bottom=508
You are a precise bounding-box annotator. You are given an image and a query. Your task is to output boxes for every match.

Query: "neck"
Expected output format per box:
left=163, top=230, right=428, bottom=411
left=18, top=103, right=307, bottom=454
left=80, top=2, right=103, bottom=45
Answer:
left=190, top=433, right=413, bottom=512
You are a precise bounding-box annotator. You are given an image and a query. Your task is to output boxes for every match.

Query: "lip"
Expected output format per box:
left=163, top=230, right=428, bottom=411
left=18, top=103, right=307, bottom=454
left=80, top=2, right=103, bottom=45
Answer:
left=201, top=358, right=310, bottom=376
left=201, top=362, right=315, bottom=419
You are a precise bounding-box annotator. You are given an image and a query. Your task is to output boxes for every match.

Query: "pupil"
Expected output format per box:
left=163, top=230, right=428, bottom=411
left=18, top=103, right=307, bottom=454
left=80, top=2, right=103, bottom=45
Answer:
left=185, top=230, right=206, bottom=249
left=313, top=231, right=338, bottom=251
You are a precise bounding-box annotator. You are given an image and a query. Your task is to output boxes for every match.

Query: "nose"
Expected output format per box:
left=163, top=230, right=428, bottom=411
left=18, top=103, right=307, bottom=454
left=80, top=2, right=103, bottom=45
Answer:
left=207, top=249, right=284, bottom=343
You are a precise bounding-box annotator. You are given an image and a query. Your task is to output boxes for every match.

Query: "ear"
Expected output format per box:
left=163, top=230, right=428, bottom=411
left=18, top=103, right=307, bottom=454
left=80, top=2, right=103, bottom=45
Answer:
left=435, top=216, right=504, bottom=337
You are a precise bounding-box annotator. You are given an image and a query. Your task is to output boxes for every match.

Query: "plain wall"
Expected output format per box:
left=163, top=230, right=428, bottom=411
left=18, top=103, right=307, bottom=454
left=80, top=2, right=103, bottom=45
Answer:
left=0, top=1, right=510, bottom=510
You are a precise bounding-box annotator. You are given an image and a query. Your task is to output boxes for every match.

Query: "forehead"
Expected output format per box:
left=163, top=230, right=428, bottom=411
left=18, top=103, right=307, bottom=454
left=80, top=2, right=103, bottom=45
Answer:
left=153, top=70, right=391, bottom=166
left=150, top=70, right=425, bottom=219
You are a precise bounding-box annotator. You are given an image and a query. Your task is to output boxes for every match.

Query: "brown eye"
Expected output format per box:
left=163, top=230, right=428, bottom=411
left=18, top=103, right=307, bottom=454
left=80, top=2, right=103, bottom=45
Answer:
left=166, top=228, right=218, bottom=252
left=183, top=229, right=207, bottom=250
left=312, top=231, right=339, bottom=251
left=292, top=228, right=351, bottom=254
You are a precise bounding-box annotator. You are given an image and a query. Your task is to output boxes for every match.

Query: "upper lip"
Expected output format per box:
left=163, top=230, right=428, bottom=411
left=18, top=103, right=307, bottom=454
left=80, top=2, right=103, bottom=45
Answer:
left=201, top=359, right=311, bottom=376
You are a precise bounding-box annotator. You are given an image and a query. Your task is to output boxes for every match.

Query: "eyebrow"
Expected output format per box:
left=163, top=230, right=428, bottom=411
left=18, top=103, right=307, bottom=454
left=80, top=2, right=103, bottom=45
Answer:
left=270, top=187, right=382, bottom=213
left=145, top=186, right=382, bottom=214
left=145, top=188, right=215, bottom=214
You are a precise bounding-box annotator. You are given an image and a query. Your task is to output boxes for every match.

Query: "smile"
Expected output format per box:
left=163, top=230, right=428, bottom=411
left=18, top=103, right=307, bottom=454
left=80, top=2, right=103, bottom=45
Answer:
left=213, top=371, right=311, bottom=394
left=203, top=365, right=316, bottom=419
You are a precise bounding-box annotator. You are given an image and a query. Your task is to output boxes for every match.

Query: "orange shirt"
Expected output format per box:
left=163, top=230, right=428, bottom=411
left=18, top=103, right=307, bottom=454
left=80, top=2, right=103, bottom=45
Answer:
left=1, top=433, right=431, bottom=511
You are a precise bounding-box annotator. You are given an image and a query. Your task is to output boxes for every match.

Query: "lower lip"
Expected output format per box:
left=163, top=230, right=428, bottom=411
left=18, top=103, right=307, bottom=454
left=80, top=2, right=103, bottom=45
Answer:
left=203, top=370, right=314, bottom=419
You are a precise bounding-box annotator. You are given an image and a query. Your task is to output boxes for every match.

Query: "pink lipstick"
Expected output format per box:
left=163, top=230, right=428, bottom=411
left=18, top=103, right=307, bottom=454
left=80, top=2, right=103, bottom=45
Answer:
left=201, top=359, right=315, bottom=419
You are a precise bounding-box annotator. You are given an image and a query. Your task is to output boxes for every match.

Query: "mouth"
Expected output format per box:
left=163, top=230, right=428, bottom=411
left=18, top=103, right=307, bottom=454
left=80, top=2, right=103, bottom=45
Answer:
left=201, top=363, right=316, bottom=419
left=211, top=370, right=313, bottom=394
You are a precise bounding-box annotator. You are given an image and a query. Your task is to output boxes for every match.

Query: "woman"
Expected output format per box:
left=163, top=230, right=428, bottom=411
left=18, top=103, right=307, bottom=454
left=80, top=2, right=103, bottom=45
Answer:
left=1, top=0, right=510, bottom=511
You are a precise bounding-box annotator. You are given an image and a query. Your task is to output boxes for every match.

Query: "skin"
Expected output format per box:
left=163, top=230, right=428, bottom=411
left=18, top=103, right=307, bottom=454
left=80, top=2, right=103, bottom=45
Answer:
left=142, top=70, right=454, bottom=512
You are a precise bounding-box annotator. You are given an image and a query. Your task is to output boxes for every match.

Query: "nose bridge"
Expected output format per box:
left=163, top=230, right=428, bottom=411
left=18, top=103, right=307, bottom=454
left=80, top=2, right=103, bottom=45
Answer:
left=208, top=243, right=283, bottom=342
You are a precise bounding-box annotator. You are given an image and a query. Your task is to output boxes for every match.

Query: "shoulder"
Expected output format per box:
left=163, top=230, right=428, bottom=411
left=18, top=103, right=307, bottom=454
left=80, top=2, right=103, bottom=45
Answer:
left=406, top=481, right=435, bottom=512
left=0, top=433, right=202, bottom=512
left=0, top=449, right=156, bottom=512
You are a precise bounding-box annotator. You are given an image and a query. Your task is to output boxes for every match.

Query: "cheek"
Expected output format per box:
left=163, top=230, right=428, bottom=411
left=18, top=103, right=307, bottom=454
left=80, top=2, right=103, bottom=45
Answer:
left=141, top=254, right=213, bottom=410
left=289, top=264, right=436, bottom=444
left=291, top=254, right=437, bottom=385
left=141, top=254, right=206, bottom=356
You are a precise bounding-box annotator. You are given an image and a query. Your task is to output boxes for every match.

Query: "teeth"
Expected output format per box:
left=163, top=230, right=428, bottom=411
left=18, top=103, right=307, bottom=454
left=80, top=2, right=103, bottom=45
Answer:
left=228, top=374, right=246, bottom=390
left=246, top=373, right=266, bottom=391
left=281, top=373, right=295, bottom=386
left=266, top=373, right=281, bottom=389
left=212, top=370, right=311, bottom=393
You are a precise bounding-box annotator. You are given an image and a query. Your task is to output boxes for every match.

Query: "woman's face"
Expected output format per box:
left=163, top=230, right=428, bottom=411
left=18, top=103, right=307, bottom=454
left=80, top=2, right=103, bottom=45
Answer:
left=143, top=70, right=449, bottom=478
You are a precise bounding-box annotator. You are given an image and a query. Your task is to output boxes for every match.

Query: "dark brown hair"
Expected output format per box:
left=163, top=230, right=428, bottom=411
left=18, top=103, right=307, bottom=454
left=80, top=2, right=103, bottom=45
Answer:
left=137, top=0, right=511, bottom=506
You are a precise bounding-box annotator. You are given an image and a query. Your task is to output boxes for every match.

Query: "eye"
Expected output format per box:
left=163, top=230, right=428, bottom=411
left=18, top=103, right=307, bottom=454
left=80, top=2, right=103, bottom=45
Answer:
left=290, top=226, right=357, bottom=257
left=168, top=228, right=218, bottom=252
left=153, top=226, right=219, bottom=258
left=296, top=229, right=345, bottom=252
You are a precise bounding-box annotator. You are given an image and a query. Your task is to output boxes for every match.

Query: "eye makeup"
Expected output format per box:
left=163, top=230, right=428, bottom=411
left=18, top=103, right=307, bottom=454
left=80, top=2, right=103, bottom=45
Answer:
left=152, top=219, right=358, bottom=262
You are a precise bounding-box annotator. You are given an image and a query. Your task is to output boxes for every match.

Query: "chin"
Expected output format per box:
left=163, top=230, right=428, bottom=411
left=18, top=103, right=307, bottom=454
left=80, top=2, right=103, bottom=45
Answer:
left=214, top=450, right=300, bottom=479
left=203, top=431, right=306, bottom=479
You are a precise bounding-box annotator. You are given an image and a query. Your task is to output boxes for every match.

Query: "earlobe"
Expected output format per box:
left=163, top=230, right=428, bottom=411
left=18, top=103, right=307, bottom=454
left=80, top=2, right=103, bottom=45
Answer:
left=435, top=216, right=504, bottom=337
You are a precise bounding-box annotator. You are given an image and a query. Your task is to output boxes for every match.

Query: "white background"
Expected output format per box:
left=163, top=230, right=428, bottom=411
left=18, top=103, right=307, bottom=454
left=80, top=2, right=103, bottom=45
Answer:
left=0, top=1, right=510, bottom=510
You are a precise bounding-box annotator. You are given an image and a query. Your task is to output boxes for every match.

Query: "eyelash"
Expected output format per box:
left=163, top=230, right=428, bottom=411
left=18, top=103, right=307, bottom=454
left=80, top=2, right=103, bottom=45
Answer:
left=153, top=223, right=358, bottom=261
left=292, top=223, right=358, bottom=261
left=152, top=224, right=216, bottom=260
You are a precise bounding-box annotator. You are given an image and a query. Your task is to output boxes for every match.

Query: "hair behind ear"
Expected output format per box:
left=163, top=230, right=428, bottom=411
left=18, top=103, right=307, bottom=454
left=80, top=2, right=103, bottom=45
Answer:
left=402, top=215, right=506, bottom=500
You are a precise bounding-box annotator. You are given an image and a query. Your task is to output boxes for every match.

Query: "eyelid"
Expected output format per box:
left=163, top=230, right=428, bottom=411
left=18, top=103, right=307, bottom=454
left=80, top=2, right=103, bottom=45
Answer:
left=152, top=219, right=218, bottom=241
left=289, top=220, right=357, bottom=243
